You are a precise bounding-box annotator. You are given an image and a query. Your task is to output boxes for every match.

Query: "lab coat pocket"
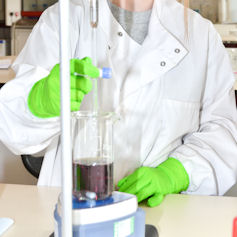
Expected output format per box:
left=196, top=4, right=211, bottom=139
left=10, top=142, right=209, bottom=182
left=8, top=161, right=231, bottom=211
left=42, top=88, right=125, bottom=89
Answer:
left=160, top=99, right=200, bottom=144
left=141, top=99, right=200, bottom=167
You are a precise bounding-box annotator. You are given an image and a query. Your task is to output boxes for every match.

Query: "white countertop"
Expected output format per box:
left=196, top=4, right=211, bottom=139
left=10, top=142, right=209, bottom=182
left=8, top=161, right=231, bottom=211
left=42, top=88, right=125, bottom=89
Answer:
left=0, top=56, right=16, bottom=84
left=0, top=184, right=237, bottom=237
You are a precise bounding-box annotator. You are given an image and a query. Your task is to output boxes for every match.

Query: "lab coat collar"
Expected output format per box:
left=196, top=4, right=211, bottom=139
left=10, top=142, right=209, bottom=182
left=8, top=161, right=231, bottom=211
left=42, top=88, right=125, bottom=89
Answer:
left=99, top=0, right=189, bottom=98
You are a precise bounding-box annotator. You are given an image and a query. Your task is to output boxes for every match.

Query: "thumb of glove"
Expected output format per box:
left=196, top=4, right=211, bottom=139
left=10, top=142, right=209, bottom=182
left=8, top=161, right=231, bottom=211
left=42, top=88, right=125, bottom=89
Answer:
left=147, top=193, right=164, bottom=207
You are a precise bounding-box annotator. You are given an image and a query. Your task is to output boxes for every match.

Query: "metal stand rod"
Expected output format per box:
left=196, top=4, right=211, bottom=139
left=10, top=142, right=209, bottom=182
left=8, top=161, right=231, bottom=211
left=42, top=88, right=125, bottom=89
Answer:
left=59, top=0, right=72, bottom=236
left=92, top=27, right=98, bottom=112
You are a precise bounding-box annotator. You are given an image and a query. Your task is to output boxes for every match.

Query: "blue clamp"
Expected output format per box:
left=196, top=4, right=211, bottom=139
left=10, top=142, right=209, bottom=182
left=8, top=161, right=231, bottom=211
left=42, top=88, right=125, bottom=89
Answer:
left=101, top=67, right=112, bottom=79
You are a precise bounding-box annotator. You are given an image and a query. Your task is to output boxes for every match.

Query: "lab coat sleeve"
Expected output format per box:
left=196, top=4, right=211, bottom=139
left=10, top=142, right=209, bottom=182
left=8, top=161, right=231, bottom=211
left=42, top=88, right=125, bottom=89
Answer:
left=170, top=23, right=237, bottom=195
left=0, top=5, right=73, bottom=155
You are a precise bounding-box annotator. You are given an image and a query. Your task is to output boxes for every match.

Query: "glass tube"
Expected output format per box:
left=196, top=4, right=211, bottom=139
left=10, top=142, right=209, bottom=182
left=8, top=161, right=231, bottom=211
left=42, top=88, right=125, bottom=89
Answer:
left=72, top=111, right=115, bottom=201
left=90, top=0, right=99, bottom=112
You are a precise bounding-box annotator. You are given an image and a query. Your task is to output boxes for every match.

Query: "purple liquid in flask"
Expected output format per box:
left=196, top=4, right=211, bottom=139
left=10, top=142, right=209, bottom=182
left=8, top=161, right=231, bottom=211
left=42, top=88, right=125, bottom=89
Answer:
left=73, top=158, right=114, bottom=200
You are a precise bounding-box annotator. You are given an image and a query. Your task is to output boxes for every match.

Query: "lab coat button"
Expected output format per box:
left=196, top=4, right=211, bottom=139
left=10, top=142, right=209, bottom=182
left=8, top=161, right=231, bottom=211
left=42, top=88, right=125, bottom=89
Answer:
left=175, top=48, right=181, bottom=53
left=118, top=32, right=123, bottom=37
left=160, top=61, right=166, bottom=67
left=108, top=45, right=111, bottom=50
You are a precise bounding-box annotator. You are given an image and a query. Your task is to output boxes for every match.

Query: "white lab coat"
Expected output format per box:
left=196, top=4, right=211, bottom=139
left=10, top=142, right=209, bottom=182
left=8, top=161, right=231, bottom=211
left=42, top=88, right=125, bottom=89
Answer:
left=0, top=0, right=236, bottom=195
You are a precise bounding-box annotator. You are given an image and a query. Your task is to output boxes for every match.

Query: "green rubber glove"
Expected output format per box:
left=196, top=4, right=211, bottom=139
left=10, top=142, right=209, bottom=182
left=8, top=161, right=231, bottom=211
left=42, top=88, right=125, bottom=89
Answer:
left=28, top=57, right=99, bottom=118
left=117, top=157, right=189, bottom=207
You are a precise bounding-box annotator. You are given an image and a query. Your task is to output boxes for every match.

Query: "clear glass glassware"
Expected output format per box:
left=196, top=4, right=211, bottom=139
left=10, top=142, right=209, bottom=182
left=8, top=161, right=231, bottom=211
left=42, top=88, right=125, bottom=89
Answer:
left=71, top=111, right=117, bottom=201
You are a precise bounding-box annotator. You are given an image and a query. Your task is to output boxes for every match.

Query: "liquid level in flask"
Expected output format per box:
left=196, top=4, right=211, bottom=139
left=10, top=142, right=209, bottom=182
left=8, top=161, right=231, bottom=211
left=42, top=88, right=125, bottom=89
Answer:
left=73, top=158, right=114, bottom=200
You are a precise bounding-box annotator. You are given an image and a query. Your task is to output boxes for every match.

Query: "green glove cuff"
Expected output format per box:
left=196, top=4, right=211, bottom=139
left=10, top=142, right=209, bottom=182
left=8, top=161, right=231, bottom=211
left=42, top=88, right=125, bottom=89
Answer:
left=157, top=157, right=189, bottom=193
left=28, top=76, right=56, bottom=118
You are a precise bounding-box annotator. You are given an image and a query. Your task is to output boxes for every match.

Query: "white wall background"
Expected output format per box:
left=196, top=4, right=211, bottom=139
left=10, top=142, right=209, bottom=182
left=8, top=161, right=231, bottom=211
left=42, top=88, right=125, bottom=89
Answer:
left=189, top=0, right=218, bottom=23
left=0, top=141, right=37, bottom=185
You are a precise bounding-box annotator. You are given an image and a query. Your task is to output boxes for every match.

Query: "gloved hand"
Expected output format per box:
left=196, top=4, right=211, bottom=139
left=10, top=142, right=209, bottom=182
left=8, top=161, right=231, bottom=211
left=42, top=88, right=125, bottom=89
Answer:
left=117, top=157, right=189, bottom=207
left=28, top=57, right=99, bottom=118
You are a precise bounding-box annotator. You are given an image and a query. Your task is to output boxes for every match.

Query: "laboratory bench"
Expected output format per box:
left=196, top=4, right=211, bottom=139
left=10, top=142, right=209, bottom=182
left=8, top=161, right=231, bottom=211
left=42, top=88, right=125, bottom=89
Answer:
left=0, top=183, right=237, bottom=237
left=0, top=56, right=16, bottom=86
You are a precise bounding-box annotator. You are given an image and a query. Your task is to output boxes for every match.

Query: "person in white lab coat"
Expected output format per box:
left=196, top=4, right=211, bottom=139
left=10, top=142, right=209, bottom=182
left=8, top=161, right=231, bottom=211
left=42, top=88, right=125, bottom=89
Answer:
left=0, top=0, right=237, bottom=207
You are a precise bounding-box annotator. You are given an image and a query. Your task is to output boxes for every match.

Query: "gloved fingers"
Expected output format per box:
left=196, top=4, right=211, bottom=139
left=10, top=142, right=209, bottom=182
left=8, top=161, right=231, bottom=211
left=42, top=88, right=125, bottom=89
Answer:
left=71, top=89, right=84, bottom=102
left=80, top=57, right=99, bottom=78
left=70, top=58, right=100, bottom=78
left=71, top=75, right=93, bottom=94
left=118, top=168, right=147, bottom=192
left=117, top=176, right=128, bottom=188
left=120, top=178, right=150, bottom=194
left=136, top=186, right=154, bottom=203
left=70, top=101, right=81, bottom=112
left=147, top=193, right=164, bottom=207
left=118, top=178, right=137, bottom=192
left=81, top=57, right=92, bottom=64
